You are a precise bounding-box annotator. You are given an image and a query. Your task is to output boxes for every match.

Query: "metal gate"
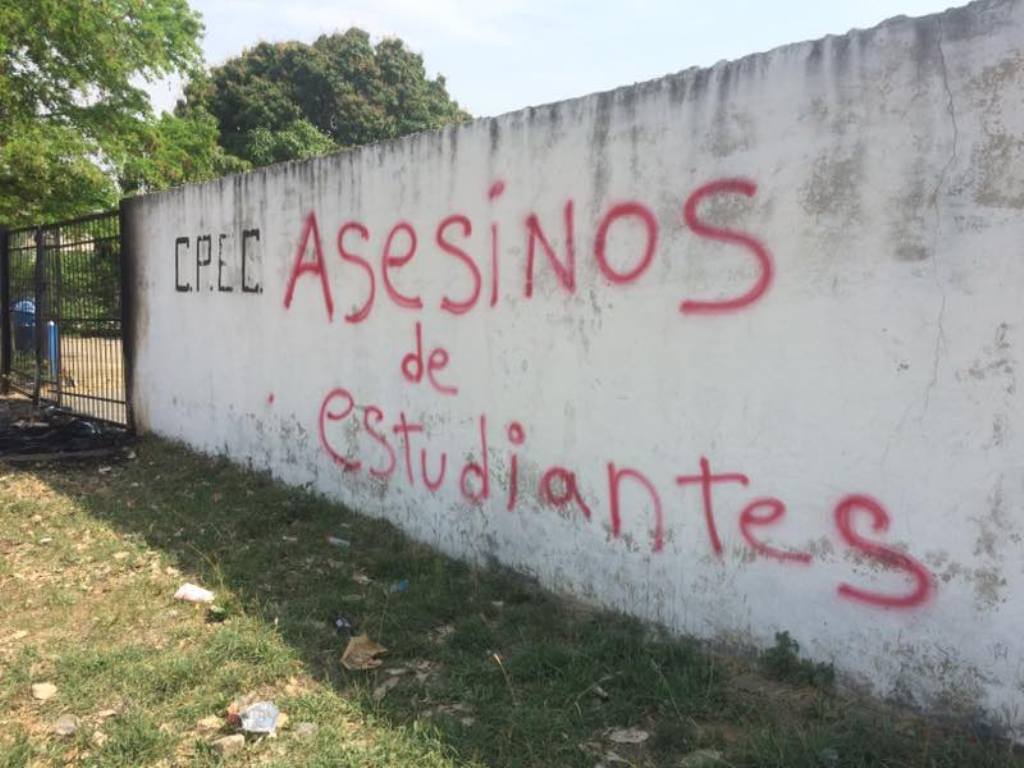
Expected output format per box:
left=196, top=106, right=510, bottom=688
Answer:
left=1, top=211, right=130, bottom=427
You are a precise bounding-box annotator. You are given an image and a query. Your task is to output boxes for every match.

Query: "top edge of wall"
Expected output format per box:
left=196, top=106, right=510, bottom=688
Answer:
left=121, top=0, right=1012, bottom=208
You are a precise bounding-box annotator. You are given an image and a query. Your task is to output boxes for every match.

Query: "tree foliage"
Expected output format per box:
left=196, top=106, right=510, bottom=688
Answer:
left=1, top=4, right=470, bottom=227
left=0, top=0, right=205, bottom=225
left=183, top=29, right=470, bottom=166
left=120, top=110, right=250, bottom=194
left=0, top=123, right=117, bottom=226
left=241, top=119, right=336, bottom=167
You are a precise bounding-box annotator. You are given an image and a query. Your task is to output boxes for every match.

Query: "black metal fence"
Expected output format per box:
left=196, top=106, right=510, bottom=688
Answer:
left=1, top=211, right=131, bottom=427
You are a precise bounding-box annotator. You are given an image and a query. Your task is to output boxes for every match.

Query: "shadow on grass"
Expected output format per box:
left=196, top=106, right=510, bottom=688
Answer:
left=18, top=437, right=1024, bottom=768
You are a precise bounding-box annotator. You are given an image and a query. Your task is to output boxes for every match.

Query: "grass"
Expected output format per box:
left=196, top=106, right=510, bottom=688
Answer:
left=759, top=632, right=837, bottom=692
left=0, top=436, right=1020, bottom=766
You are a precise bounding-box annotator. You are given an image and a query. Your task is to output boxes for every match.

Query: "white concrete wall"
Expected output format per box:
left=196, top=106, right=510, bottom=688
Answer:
left=125, top=0, right=1024, bottom=735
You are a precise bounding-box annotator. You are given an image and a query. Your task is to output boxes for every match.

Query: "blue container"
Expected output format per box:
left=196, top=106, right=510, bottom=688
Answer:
left=10, top=303, right=60, bottom=380
left=12, top=299, right=35, bottom=353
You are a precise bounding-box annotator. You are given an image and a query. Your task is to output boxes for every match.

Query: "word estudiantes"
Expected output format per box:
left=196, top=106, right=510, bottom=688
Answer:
left=278, top=177, right=773, bottom=321
left=318, top=386, right=934, bottom=611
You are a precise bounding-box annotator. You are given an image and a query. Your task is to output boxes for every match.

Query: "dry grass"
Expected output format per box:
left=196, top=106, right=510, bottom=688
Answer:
left=0, top=436, right=1020, bottom=767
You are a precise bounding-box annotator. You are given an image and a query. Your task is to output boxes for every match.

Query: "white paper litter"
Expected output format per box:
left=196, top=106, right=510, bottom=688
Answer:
left=173, top=583, right=215, bottom=604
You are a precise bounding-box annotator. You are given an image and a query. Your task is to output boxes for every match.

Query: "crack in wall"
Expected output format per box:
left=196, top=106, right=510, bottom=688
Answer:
left=923, top=17, right=959, bottom=417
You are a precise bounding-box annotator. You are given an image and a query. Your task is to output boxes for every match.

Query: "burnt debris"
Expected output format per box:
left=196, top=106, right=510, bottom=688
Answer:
left=0, top=399, right=131, bottom=461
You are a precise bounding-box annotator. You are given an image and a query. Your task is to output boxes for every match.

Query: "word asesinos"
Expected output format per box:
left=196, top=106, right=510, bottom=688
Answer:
left=283, top=178, right=773, bottom=322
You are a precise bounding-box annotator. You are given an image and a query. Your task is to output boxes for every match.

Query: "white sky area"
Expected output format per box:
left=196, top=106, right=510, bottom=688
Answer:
left=147, top=0, right=959, bottom=119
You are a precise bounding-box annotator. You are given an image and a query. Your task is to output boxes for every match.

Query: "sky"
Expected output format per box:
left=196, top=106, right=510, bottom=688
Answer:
left=147, top=0, right=958, bottom=118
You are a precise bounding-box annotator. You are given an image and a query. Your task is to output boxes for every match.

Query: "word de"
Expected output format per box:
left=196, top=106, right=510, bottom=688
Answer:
left=283, top=177, right=772, bottom=323
left=401, top=322, right=457, bottom=396
left=317, top=386, right=934, bottom=611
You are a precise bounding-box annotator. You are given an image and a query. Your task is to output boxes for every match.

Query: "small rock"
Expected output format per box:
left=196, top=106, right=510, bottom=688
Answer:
left=39, top=537, right=53, bottom=545
left=96, top=709, right=119, bottom=720
left=607, top=727, right=649, bottom=744
left=31, top=682, right=57, bottom=701
left=211, top=734, right=245, bottom=756
left=113, top=552, right=130, bottom=561
left=53, top=714, right=79, bottom=737
left=276, top=712, right=290, bottom=731
left=294, top=722, right=318, bottom=739
left=92, top=730, right=108, bottom=747
left=679, top=749, right=725, bottom=767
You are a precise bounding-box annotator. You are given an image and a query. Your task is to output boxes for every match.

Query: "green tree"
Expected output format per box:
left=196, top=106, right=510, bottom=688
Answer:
left=0, top=0, right=206, bottom=225
left=184, top=28, right=470, bottom=167
left=0, top=123, right=117, bottom=225
left=119, top=109, right=250, bottom=194
left=242, top=119, right=335, bottom=167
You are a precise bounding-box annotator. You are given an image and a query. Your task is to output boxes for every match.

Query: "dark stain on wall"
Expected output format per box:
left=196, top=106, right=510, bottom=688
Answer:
left=590, top=90, right=615, bottom=206
left=489, top=118, right=501, bottom=156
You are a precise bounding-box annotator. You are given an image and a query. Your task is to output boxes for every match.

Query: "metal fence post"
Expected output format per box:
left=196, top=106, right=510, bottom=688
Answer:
left=52, top=225, right=62, bottom=408
left=0, top=228, right=10, bottom=394
left=33, top=228, right=45, bottom=405
left=118, top=200, right=136, bottom=432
